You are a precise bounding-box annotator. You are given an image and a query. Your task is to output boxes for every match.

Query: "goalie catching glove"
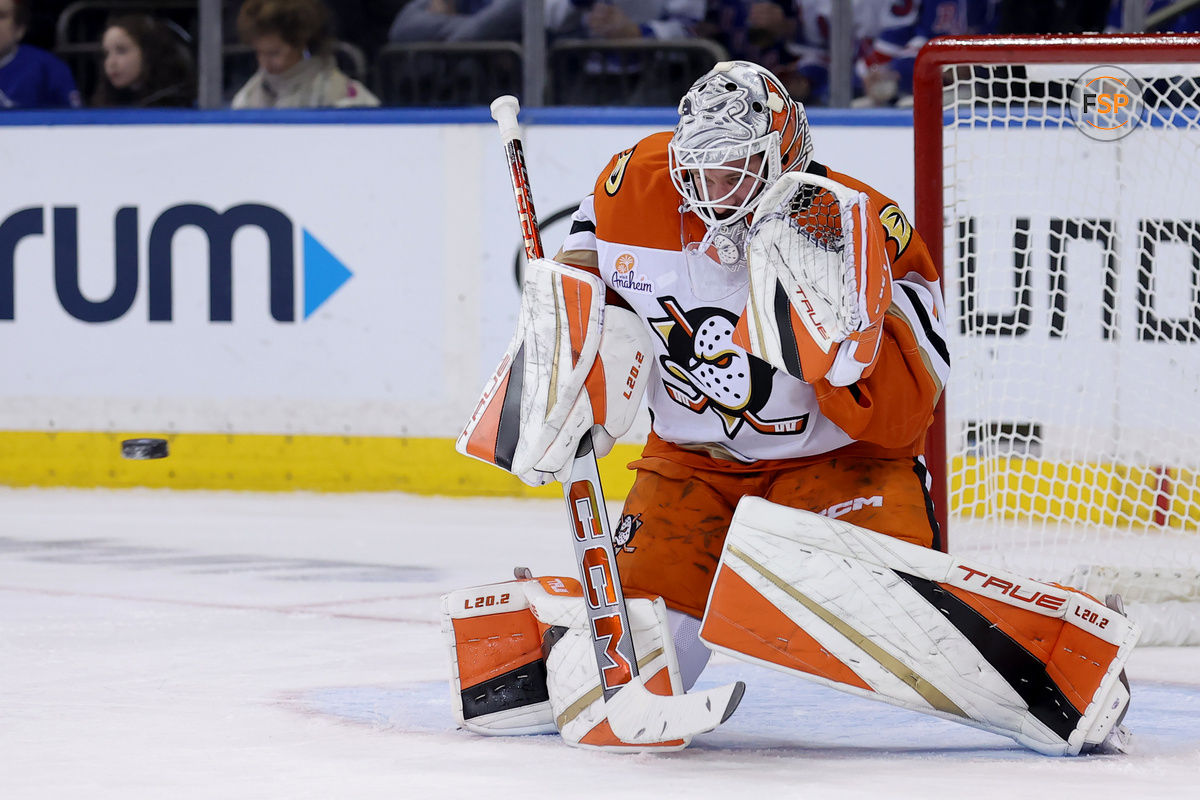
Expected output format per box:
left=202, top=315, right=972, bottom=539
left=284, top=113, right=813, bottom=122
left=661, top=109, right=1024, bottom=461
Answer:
left=738, top=172, right=892, bottom=386
left=457, top=258, right=653, bottom=486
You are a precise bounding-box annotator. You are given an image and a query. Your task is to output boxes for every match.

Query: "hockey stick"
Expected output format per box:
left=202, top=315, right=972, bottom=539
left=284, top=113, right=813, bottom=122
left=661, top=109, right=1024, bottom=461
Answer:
left=489, top=95, right=744, bottom=744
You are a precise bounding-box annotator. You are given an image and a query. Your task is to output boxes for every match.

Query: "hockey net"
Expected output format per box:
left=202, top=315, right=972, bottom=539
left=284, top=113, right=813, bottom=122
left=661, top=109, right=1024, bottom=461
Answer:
left=915, top=35, right=1200, bottom=645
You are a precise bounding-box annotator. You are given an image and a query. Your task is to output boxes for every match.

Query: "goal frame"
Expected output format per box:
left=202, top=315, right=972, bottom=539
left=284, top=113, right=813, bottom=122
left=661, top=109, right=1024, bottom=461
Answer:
left=912, top=33, right=1200, bottom=552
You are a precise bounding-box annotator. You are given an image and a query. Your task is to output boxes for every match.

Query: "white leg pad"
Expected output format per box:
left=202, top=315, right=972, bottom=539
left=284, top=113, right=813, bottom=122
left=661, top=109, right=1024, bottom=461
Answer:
left=700, top=497, right=1141, bottom=756
left=442, top=575, right=691, bottom=750
left=442, top=579, right=556, bottom=736
left=524, top=578, right=691, bottom=751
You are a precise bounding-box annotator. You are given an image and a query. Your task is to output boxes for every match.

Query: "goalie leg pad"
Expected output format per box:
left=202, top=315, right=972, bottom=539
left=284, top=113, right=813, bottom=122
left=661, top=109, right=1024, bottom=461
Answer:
left=443, top=575, right=690, bottom=750
left=524, top=577, right=690, bottom=751
left=442, top=578, right=557, bottom=736
left=699, top=497, right=1140, bottom=756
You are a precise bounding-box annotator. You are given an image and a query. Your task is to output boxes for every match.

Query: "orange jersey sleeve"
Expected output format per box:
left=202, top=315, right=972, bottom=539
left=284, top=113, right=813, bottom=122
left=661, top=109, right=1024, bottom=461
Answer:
left=808, top=165, right=949, bottom=452
left=589, top=131, right=699, bottom=250
left=554, top=131, right=685, bottom=309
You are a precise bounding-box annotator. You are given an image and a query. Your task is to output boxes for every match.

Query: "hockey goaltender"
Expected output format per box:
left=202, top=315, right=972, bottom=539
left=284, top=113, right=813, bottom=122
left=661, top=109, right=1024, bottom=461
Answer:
left=449, top=61, right=1137, bottom=755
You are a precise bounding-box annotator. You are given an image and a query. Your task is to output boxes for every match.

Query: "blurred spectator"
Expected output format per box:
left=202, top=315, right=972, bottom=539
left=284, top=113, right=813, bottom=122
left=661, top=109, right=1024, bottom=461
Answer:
left=0, top=0, right=81, bottom=108
left=389, top=0, right=523, bottom=43
left=232, top=0, right=379, bottom=108
left=1106, top=1, right=1200, bottom=32
left=855, top=0, right=999, bottom=107
left=92, top=15, right=196, bottom=108
left=757, top=0, right=896, bottom=106
left=699, top=1, right=814, bottom=102
left=547, top=0, right=706, bottom=40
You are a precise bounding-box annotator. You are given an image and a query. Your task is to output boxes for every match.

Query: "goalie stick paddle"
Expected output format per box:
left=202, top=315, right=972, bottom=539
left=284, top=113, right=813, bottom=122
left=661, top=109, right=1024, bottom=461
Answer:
left=489, top=95, right=744, bottom=744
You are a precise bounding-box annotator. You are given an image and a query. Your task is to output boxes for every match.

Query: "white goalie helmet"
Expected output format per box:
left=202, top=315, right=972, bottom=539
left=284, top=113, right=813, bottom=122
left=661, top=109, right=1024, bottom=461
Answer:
left=668, top=61, right=814, bottom=230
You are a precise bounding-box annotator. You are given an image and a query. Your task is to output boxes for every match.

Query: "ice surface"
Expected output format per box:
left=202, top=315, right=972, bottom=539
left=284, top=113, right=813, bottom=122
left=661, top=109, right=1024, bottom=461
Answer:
left=2, top=488, right=1197, bottom=799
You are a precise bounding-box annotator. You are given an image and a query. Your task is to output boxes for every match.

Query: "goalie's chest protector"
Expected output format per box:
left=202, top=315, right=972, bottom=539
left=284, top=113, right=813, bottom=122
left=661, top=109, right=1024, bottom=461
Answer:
left=590, top=133, right=854, bottom=462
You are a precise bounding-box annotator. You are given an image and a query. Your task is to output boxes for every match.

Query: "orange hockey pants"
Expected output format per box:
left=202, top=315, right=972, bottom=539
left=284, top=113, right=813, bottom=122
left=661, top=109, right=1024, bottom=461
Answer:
left=615, top=455, right=939, bottom=618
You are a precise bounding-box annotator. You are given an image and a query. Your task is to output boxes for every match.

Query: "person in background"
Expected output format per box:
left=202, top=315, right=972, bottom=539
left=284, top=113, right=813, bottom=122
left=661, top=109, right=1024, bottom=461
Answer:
left=546, top=0, right=705, bottom=40
left=232, top=0, right=378, bottom=109
left=388, top=0, right=523, bottom=43
left=0, top=0, right=81, bottom=108
left=699, top=1, right=815, bottom=102
left=92, top=14, right=196, bottom=108
left=854, top=0, right=998, bottom=107
left=703, top=0, right=910, bottom=108
left=545, top=0, right=706, bottom=103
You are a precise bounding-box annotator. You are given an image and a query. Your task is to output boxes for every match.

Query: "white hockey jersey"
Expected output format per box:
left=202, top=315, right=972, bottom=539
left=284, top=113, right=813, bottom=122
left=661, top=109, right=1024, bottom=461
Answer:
left=555, top=131, right=948, bottom=468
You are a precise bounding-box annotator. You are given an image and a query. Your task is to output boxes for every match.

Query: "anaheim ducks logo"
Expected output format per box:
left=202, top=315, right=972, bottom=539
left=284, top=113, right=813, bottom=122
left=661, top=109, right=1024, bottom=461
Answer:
left=879, top=203, right=913, bottom=258
left=605, top=148, right=635, bottom=196
left=649, top=296, right=808, bottom=438
left=613, top=513, right=642, bottom=553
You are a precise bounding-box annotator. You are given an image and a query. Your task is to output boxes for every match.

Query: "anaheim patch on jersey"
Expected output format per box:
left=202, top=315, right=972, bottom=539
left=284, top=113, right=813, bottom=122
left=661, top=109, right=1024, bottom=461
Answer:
left=611, top=251, right=655, bottom=293
left=648, top=296, right=809, bottom=438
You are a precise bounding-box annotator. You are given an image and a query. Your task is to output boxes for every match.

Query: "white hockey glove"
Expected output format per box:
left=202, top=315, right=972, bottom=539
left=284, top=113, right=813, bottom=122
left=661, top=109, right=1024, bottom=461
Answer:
left=741, top=172, right=893, bottom=386
left=457, top=258, right=653, bottom=486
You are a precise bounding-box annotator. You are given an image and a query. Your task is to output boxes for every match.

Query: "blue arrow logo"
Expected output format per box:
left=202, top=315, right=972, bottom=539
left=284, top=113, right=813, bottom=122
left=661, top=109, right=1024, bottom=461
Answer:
left=303, top=229, right=353, bottom=319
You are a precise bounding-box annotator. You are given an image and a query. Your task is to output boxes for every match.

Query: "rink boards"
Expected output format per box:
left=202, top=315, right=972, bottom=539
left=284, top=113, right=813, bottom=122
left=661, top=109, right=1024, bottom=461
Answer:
left=0, top=108, right=911, bottom=493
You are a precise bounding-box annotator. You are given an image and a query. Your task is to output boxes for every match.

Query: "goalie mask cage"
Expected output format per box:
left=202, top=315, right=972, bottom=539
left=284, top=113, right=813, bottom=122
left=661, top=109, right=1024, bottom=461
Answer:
left=914, top=35, right=1200, bottom=646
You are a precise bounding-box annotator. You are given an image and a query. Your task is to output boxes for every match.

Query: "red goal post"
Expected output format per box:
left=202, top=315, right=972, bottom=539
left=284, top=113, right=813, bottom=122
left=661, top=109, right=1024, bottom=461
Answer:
left=912, top=35, right=1200, bottom=645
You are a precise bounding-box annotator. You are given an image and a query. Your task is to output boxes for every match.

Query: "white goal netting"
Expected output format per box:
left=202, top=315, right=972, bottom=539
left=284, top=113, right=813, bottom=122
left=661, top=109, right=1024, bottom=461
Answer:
left=926, top=41, right=1200, bottom=645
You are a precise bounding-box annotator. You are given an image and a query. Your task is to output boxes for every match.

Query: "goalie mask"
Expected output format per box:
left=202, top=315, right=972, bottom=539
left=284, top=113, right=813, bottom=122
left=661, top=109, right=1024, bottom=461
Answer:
left=669, top=61, right=813, bottom=232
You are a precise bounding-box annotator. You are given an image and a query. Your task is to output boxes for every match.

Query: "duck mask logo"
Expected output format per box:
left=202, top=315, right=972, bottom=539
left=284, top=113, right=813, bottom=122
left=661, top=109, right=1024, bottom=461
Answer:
left=648, top=296, right=808, bottom=438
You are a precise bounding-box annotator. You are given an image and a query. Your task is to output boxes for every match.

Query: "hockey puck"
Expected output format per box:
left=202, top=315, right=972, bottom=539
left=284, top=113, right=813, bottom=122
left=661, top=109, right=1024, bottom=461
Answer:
left=121, top=438, right=169, bottom=460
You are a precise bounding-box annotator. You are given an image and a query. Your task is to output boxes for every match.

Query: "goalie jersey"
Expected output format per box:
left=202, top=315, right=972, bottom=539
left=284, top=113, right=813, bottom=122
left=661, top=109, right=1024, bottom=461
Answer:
left=555, top=131, right=948, bottom=467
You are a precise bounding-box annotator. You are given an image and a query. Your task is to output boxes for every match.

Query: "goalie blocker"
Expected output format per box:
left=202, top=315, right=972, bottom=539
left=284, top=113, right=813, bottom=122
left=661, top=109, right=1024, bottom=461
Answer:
left=700, top=497, right=1138, bottom=756
left=456, top=258, right=652, bottom=486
